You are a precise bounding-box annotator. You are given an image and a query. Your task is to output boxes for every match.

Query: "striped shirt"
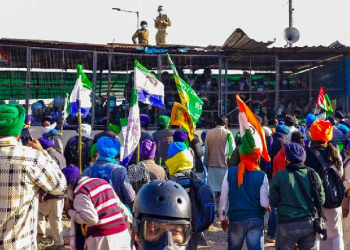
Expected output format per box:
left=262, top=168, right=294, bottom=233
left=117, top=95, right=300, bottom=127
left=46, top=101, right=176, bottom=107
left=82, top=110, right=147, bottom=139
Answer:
left=0, top=137, right=67, bottom=250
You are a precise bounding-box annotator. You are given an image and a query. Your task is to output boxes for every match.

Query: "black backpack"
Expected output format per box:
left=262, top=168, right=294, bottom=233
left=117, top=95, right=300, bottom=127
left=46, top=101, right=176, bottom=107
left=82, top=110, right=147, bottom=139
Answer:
left=172, top=171, right=215, bottom=233
left=308, top=147, right=345, bottom=209
left=69, top=136, right=91, bottom=170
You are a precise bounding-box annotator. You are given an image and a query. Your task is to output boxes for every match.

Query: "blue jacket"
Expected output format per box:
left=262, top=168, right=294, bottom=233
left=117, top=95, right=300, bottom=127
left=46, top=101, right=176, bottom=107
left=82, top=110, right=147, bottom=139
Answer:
left=82, top=160, right=135, bottom=204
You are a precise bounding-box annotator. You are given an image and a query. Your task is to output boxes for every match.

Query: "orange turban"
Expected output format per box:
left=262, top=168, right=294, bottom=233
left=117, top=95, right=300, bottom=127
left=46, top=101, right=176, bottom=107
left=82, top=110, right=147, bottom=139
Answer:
left=310, top=120, right=333, bottom=143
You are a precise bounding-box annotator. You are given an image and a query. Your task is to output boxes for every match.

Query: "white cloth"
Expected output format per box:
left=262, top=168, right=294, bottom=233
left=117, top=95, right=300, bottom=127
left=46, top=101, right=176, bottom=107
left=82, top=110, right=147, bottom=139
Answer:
left=207, top=167, right=227, bottom=192
left=84, top=229, right=132, bottom=250
left=219, top=170, right=269, bottom=221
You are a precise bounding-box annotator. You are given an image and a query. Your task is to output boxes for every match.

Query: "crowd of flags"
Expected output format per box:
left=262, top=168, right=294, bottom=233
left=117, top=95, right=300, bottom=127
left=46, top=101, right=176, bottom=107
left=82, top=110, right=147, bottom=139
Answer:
left=63, top=55, right=334, bottom=167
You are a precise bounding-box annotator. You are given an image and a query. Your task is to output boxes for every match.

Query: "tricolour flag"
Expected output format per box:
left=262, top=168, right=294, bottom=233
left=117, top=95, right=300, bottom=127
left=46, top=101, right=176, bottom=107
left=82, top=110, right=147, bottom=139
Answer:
left=62, top=93, right=70, bottom=120
left=170, top=102, right=195, bottom=141
left=120, top=88, right=141, bottom=167
left=0, top=47, right=9, bottom=63
left=167, top=53, right=203, bottom=124
left=134, top=60, right=164, bottom=108
left=69, top=65, right=92, bottom=118
left=317, top=87, right=333, bottom=116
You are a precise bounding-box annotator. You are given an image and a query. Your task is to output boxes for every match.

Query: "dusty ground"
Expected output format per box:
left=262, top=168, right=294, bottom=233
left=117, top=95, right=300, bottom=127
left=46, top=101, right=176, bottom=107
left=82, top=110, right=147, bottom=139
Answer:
left=42, top=215, right=275, bottom=250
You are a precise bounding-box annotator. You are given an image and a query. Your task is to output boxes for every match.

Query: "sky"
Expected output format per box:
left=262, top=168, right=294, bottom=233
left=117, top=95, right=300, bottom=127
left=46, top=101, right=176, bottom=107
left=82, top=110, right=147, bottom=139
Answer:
left=1, top=0, right=350, bottom=47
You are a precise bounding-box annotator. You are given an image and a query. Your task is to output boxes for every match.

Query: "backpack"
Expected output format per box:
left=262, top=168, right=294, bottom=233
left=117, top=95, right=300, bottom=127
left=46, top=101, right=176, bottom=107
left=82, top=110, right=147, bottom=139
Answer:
left=308, top=147, right=345, bottom=209
left=69, top=136, right=91, bottom=170
left=89, top=164, right=116, bottom=186
left=172, top=171, right=215, bottom=233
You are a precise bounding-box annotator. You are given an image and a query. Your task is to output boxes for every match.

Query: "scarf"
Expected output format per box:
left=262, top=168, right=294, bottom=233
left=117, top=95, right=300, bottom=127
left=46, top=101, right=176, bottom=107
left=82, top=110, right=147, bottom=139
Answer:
left=310, top=141, right=342, bottom=170
left=165, top=150, right=193, bottom=176
left=237, top=148, right=261, bottom=187
left=97, top=156, right=119, bottom=165
left=286, top=162, right=306, bottom=172
left=127, top=161, right=151, bottom=184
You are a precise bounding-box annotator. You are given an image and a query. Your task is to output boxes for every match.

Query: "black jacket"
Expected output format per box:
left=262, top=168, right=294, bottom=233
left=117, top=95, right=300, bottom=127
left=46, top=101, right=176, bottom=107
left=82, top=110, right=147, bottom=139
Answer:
left=305, top=146, right=329, bottom=173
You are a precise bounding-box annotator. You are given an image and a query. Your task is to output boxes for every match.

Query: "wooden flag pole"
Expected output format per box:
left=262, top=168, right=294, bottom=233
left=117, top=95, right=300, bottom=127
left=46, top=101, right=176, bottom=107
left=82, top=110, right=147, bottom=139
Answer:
left=137, top=143, right=140, bottom=163
left=78, top=111, right=83, bottom=173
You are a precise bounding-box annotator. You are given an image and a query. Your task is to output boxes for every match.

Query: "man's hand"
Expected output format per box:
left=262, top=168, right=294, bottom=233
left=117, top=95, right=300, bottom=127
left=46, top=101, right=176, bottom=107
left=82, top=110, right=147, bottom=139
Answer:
left=27, top=138, right=43, bottom=151
left=267, top=205, right=272, bottom=213
left=220, top=220, right=229, bottom=232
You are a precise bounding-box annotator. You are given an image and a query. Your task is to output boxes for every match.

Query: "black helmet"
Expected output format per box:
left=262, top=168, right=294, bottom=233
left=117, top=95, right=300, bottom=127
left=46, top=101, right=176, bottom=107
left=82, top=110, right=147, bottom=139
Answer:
left=134, top=180, right=191, bottom=221
left=140, top=20, right=148, bottom=26
left=132, top=180, right=192, bottom=250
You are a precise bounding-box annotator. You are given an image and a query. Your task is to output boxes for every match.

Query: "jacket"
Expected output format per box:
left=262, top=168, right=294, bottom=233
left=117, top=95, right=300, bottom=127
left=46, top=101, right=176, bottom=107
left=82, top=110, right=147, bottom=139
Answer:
left=272, top=146, right=286, bottom=176
left=153, top=129, right=174, bottom=165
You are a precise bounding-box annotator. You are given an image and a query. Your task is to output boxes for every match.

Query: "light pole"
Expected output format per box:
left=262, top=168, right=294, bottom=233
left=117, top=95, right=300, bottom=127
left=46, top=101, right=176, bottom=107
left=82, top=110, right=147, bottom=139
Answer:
left=112, top=8, right=139, bottom=30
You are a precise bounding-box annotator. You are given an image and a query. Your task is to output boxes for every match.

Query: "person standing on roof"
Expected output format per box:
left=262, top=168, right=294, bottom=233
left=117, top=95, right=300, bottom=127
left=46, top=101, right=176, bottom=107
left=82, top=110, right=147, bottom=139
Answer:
left=132, top=21, right=149, bottom=45
left=154, top=6, right=171, bottom=45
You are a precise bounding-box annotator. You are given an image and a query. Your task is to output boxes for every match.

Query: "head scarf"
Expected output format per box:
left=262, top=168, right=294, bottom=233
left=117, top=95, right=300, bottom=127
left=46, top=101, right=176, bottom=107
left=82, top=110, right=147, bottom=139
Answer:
left=0, top=104, right=26, bottom=136
left=107, top=124, right=120, bottom=134
left=31, top=102, right=44, bottom=115
left=25, top=115, right=32, bottom=124
left=306, top=113, right=317, bottom=127
left=277, top=121, right=285, bottom=126
left=165, top=142, right=193, bottom=176
left=338, top=124, right=350, bottom=135
left=140, top=139, right=157, bottom=160
left=38, top=137, right=54, bottom=149
left=275, top=125, right=290, bottom=135
left=263, top=126, right=272, bottom=137
left=97, top=136, right=121, bottom=158
left=140, top=114, right=150, bottom=128
left=284, top=115, right=296, bottom=126
left=76, top=124, right=92, bottom=138
left=310, top=120, right=333, bottom=143
left=156, top=115, right=170, bottom=129
left=62, top=164, right=80, bottom=185
left=173, top=130, right=188, bottom=142
left=285, top=142, right=306, bottom=163
left=90, top=143, right=98, bottom=158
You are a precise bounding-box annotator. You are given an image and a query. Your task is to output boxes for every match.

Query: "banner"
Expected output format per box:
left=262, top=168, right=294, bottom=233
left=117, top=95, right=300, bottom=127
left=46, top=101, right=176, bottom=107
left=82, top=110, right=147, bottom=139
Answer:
left=170, top=102, right=195, bottom=141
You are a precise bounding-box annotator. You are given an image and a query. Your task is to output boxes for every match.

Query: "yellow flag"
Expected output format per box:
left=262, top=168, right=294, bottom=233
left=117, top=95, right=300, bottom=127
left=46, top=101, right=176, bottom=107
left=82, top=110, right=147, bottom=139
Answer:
left=170, top=102, right=195, bottom=141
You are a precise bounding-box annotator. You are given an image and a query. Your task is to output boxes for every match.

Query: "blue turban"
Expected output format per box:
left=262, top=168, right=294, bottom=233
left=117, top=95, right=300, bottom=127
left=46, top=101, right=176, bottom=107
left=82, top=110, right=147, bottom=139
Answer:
left=140, top=114, right=150, bottom=127
left=285, top=142, right=306, bottom=163
left=277, top=121, right=285, bottom=126
left=31, top=102, right=44, bottom=115
left=338, top=124, right=350, bottom=135
left=25, top=115, right=32, bottom=124
left=173, top=130, right=188, bottom=142
left=62, top=164, right=80, bottom=184
left=167, top=142, right=187, bottom=158
left=275, top=125, right=290, bottom=135
left=97, top=136, right=121, bottom=158
left=306, top=113, right=317, bottom=127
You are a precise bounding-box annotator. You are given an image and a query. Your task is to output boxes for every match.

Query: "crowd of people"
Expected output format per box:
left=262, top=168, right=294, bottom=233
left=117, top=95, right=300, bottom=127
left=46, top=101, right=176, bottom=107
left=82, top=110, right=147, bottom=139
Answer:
left=1, top=99, right=350, bottom=250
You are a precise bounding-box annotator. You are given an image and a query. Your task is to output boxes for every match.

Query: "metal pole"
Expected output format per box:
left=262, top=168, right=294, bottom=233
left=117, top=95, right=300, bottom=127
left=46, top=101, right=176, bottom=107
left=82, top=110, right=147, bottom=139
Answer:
left=25, top=47, right=31, bottom=112
left=309, top=64, right=313, bottom=113
left=156, top=54, right=162, bottom=124
left=343, top=57, right=348, bottom=113
left=275, top=56, right=280, bottom=115
left=288, top=0, right=293, bottom=47
left=224, top=58, right=228, bottom=117
left=78, top=111, right=82, bottom=173
left=106, top=50, right=112, bottom=126
left=91, top=51, right=97, bottom=127
left=137, top=12, right=139, bottom=30
left=218, top=56, right=222, bottom=115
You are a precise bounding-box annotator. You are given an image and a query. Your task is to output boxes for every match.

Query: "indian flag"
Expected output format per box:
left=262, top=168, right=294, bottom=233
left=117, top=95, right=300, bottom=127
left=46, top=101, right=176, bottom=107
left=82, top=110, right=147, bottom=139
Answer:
left=69, top=65, right=92, bottom=118
left=167, top=53, right=203, bottom=124
left=317, top=87, right=333, bottom=116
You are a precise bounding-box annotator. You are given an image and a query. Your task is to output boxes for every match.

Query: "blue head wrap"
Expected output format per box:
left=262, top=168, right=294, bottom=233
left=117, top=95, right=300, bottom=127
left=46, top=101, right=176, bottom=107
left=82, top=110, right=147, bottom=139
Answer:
left=275, top=125, right=290, bottom=135
left=97, top=136, right=121, bottom=158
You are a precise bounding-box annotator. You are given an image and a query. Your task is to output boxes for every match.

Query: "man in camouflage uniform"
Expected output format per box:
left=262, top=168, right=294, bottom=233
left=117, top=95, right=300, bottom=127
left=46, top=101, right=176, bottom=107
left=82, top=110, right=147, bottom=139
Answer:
left=132, top=20, right=149, bottom=45
left=154, top=6, right=171, bottom=45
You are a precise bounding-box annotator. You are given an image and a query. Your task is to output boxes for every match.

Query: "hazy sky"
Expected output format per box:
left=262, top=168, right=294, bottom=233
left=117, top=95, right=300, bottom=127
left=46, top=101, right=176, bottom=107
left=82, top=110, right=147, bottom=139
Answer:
left=1, top=0, right=350, bottom=47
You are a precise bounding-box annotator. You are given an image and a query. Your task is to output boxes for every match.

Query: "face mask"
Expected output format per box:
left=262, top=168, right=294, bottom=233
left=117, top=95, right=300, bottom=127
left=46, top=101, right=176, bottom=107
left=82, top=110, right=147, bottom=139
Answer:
left=142, top=25, right=147, bottom=29
left=206, top=81, right=211, bottom=85
left=239, top=83, right=245, bottom=90
left=159, top=11, right=163, bottom=15
left=282, top=80, right=288, bottom=85
left=42, top=123, right=56, bottom=134
left=167, top=101, right=174, bottom=106
left=264, top=80, right=269, bottom=86
left=257, top=87, right=263, bottom=91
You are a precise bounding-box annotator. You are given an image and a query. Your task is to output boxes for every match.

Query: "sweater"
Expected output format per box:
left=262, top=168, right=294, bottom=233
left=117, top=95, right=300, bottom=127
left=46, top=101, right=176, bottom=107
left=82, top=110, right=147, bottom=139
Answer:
left=269, top=163, right=325, bottom=223
left=227, top=167, right=266, bottom=221
left=73, top=177, right=127, bottom=238
left=272, top=146, right=286, bottom=176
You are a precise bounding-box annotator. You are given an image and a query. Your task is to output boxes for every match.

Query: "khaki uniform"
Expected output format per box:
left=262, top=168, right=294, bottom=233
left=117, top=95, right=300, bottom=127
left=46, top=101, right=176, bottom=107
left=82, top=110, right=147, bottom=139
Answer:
left=132, top=29, right=149, bottom=45
left=155, top=14, right=171, bottom=45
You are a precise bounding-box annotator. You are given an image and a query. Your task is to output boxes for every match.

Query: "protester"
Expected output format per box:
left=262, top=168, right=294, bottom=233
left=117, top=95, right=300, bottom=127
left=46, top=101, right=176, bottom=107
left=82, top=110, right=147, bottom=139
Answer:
left=82, top=136, right=135, bottom=205
left=173, top=130, right=197, bottom=167
left=327, top=116, right=344, bottom=146
left=93, top=123, right=119, bottom=144
left=204, top=115, right=235, bottom=212
left=65, top=124, right=94, bottom=171
left=272, top=131, right=306, bottom=176
left=219, top=113, right=269, bottom=250
left=154, top=5, right=171, bottom=45
left=133, top=180, right=192, bottom=250
left=342, top=140, right=350, bottom=249
left=21, top=114, right=33, bottom=146
left=335, top=111, right=350, bottom=129
left=305, top=113, right=317, bottom=146
left=62, top=165, right=133, bottom=250
left=0, top=104, right=67, bottom=249
left=132, top=20, right=149, bottom=45
left=270, top=142, right=325, bottom=249
left=284, top=114, right=298, bottom=141
left=153, top=115, right=174, bottom=166
left=305, top=119, right=344, bottom=249
left=200, top=130, right=209, bottom=183
left=90, top=143, right=98, bottom=164
left=128, top=139, right=167, bottom=194
left=42, top=115, right=64, bottom=153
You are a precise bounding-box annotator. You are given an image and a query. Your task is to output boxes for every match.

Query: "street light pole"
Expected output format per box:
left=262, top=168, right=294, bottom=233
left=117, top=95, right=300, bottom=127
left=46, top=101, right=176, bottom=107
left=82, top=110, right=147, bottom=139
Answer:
left=112, top=8, right=139, bottom=30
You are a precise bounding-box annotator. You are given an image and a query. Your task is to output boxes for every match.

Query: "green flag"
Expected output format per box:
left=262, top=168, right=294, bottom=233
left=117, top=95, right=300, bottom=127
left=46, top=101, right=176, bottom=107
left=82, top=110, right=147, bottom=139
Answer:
left=167, top=53, right=203, bottom=124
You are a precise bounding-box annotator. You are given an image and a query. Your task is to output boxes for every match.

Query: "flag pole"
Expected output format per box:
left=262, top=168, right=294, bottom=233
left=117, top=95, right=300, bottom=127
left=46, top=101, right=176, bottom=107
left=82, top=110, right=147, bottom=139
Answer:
left=78, top=110, right=82, bottom=173
left=137, top=143, right=140, bottom=163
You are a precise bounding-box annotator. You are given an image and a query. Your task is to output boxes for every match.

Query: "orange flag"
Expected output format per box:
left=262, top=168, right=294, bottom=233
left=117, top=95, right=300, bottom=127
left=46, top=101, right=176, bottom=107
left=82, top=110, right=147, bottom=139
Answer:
left=170, top=102, right=195, bottom=141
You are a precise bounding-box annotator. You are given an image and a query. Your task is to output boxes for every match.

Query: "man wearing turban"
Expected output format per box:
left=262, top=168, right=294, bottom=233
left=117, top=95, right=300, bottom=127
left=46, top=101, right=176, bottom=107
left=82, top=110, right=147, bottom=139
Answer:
left=127, top=139, right=167, bottom=194
left=153, top=115, right=174, bottom=166
left=82, top=136, right=135, bottom=205
left=41, top=116, right=64, bottom=154
left=0, top=104, right=67, bottom=249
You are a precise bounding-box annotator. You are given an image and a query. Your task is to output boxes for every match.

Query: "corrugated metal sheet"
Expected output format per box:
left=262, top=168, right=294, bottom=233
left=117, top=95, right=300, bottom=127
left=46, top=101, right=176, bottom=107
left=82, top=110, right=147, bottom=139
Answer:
left=221, top=28, right=275, bottom=51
